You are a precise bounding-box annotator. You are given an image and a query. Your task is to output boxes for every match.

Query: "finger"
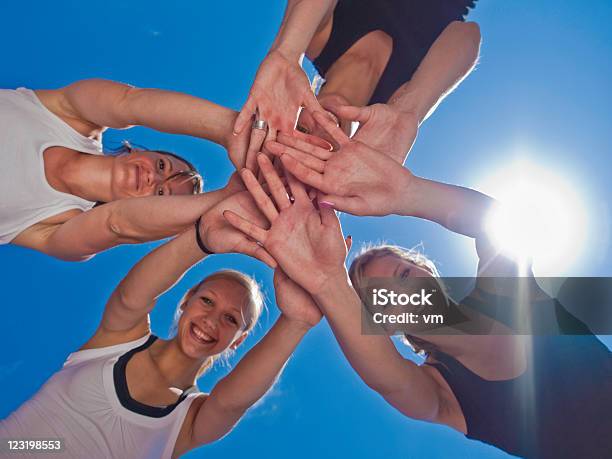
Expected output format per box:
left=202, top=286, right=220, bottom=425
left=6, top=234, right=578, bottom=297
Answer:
left=302, top=87, right=324, bottom=113
left=285, top=170, right=309, bottom=203
left=266, top=141, right=326, bottom=173
left=319, top=194, right=367, bottom=216
left=292, top=129, right=334, bottom=151
left=277, top=132, right=333, bottom=159
left=245, top=122, right=267, bottom=172
left=333, top=105, right=372, bottom=124
left=279, top=154, right=326, bottom=191
left=264, top=125, right=278, bottom=146
left=237, top=239, right=277, bottom=268
left=313, top=111, right=350, bottom=146
left=318, top=198, right=341, bottom=229
left=240, top=168, right=277, bottom=222
left=258, top=155, right=292, bottom=210
left=234, top=97, right=257, bottom=135
left=223, top=210, right=268, bottom=243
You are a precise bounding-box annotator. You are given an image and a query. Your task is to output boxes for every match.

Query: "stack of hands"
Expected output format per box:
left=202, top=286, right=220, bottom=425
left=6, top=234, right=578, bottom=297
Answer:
left=198, top=51, right=419, bottom=327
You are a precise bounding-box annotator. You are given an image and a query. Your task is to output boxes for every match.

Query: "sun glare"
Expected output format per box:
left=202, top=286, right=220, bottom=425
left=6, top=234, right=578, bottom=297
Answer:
left=480, top=159, right=589, bottom=275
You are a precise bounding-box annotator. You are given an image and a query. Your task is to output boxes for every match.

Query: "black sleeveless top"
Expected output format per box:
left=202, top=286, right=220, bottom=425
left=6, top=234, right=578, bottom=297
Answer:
left=113, top=335, right=198, bottom=418
left=426, top=291, right=612, bottom=458
left=313, top=0, right=477, bottom=104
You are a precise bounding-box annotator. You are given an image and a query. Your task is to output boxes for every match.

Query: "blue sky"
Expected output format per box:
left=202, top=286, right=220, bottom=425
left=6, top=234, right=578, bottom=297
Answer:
left=1, top=1, right=611, bottom=458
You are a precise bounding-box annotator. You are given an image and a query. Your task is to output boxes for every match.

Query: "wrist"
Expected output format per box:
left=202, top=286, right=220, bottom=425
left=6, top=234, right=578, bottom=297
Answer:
left=391, top=167, right=417, bottom=215
left=277, top=314, right=312, bottom=335
left=221, top=110, right=239, bottom=149
left=311, top=268, right=351, bottom=303
left=269, top=45, right=302, bottom=63
left=396, top=174, right=426, bottom=217
left=388, top=88, right=431, bottom=125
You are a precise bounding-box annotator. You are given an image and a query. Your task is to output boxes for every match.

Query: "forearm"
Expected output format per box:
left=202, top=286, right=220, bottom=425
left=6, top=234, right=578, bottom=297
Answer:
left=107, top=189, right=230, bottom=244
left=45, top=188, right=230, bottom=260
left=271, top=0, right=335, bottom=60
left=63, top=79, right=237, bottom=148
left=399, top=175, right=496, bottom=238
left=313, top=274, right=421, bottom=396
left=122, top=88, right=237, bottom=147
left=387, top=21, right=481, bottom=123
left=207, top=315, right=307, bottom=413
left=112, top=227, right=205, bottom=312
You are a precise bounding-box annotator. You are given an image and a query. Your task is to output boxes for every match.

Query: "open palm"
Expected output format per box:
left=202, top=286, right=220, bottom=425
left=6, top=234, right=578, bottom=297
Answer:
left=223, top=155, right=348, bottom=295
left=266, top=112, right=414, bottom=216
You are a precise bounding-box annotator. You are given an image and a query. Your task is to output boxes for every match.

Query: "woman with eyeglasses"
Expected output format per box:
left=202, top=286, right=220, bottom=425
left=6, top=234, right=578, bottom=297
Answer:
left=0, top=78, right=275, bottom=261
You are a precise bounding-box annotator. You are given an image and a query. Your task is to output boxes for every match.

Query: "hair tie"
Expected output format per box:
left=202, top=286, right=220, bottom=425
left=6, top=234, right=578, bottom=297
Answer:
left=195, top=216, right=214, bottom=255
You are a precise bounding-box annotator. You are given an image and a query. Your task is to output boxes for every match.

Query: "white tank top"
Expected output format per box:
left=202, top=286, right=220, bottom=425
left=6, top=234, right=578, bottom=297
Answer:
left=0, top=88, right=103, bottom=244
left=0, top=335, right=200, bottom=459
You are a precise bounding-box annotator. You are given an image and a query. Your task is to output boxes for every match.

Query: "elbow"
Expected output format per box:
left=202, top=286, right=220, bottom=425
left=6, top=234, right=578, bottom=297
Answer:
left=448, top=20, right=481, bottom=61
left=56, top=252, right=95, bottom=263
left=462, top=21, right=482, bottom=59
left=113, top=85, right=142, bottom=128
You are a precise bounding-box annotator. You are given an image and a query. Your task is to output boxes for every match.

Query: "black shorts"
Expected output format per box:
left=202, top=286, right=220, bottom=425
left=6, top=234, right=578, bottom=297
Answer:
left=312, top=0, right=477, bottom=104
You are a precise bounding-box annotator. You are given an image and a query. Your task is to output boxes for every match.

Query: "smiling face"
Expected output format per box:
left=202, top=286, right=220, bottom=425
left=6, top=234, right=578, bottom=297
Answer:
left=110, top=150, right=199, bottom=199
left=175, top=278, right=255, bottom=360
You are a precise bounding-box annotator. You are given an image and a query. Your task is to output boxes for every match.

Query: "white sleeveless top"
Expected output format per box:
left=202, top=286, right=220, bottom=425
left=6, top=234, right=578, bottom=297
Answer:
left=0, top=88, right=103, bottom=244
left=0, top=335, right=200, bottom=459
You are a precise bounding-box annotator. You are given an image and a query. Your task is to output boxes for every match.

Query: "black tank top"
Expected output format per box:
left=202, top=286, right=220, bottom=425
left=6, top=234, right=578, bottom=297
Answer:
left=426, top=292, right=612, bottom=458
left=313, top=0, right=477, bottom=104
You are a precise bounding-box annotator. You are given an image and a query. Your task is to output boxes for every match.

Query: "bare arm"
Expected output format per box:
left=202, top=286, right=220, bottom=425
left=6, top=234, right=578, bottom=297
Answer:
left=399, top=175, right=495, bottom=239
left=84, top=226, right=207, bottom=347
left=37, top=79, right=237, bottom=149
left=188, top=316, right=308, bottom=446
left=328, top=21, right=481, bottom=163
left=388, top=21, right=481, bottom=123
left=15, top=188, right=230, bottom=261
left=270, top=0, right=336, bottom=60
left=311, top=274, right=441, bottom=421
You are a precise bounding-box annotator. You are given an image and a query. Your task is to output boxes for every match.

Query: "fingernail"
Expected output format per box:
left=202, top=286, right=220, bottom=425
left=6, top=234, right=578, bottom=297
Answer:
left=319, top=200, right=335, bottom=208
left=347, top=235, right=352, bottom=240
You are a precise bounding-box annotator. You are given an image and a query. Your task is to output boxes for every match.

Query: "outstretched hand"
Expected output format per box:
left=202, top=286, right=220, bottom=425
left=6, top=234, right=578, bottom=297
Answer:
left=266, top=111, right=414, bottom=216
left=199, top=190, right=276, bottom=268
left=223, top=154, right=349, bottom=295
left=233, top=50, right=323, bottom=148
left=325, top=102, right=419, bottom=165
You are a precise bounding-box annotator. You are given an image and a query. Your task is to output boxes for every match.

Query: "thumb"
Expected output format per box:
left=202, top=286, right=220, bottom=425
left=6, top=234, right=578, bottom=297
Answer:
left=319, top=194, right=366, bottom=216
left=333, top=105, right=372, bottom=124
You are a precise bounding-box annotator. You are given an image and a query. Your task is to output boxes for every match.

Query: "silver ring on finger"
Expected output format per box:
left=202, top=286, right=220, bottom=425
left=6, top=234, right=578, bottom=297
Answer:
left=252, top=119, right=268, bottom=130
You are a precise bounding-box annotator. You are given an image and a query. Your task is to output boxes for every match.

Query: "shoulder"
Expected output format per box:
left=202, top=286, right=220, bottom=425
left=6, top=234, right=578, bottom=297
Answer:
left=173, top=393, right=208, bottom=458
left=34, top=88, right=103, bottom=139
left=11, top=209, right=81, bottom=249
left=82, top=322, right=152, bottom=351
left=421, top=361, right=468, bottom=433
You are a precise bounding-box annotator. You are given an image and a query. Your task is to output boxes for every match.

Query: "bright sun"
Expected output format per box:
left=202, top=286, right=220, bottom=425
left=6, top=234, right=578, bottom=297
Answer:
left=479, top=159, right=589, bottom=275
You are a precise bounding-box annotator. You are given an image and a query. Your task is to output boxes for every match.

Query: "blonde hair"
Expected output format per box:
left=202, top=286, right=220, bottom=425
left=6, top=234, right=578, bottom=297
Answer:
left=348, top=244, right=441, bottom=356
left=171, top=270, right=264, bottom=377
